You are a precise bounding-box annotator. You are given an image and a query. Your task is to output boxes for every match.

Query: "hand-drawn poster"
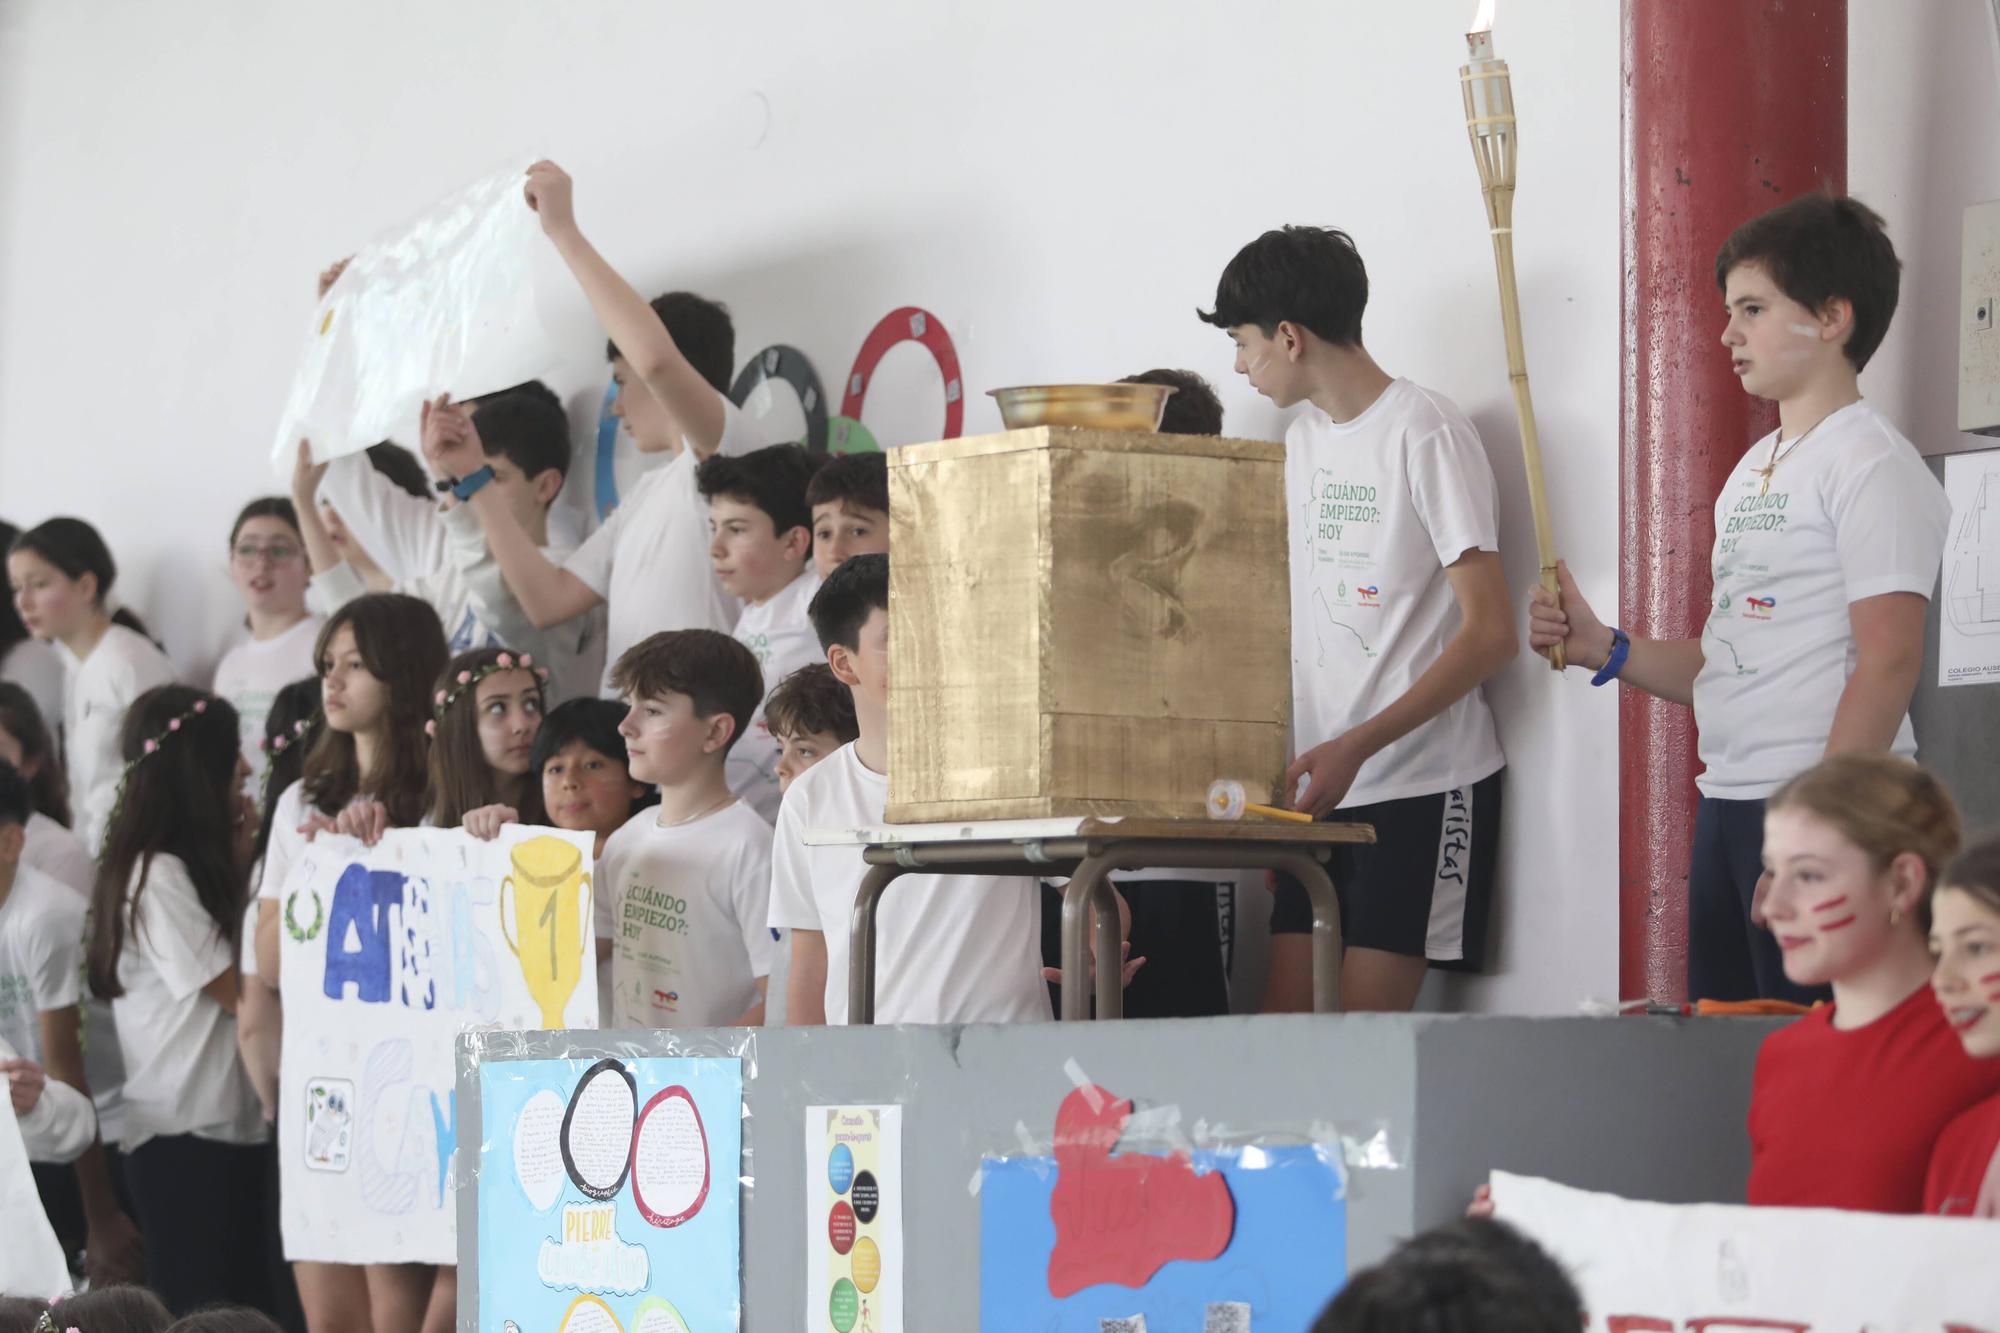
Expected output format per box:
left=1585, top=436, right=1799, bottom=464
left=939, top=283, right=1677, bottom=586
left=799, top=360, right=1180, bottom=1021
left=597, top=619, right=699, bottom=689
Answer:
left=1940, top=450, right=2000, bottom=687
left=478, top=1056, right=744, bottom=1333
left=278, top=825, right=598, bottom=1264
left=1492, top=1170, right=2000, bottom=1329
left=980, top=1084, right=1346, bottom=1329
left=805, top=1105, right=904, bottom=1333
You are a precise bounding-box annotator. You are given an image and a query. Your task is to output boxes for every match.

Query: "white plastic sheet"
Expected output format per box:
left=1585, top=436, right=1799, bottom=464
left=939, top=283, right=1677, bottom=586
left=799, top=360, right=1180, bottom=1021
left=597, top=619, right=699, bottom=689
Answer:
left=270, top=162, right=560, bottom=467
left=1492, top=1170, right=2000, bottom=1330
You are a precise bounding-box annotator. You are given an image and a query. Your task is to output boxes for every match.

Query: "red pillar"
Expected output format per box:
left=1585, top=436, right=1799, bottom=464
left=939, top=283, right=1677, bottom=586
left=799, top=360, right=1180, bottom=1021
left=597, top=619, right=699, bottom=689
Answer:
left=1619, top=0, right=1845, bottom=1002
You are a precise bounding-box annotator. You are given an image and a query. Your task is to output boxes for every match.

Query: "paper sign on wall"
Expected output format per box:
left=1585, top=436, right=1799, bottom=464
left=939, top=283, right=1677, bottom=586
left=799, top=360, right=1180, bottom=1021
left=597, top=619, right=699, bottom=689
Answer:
left=805, top=1105, right=903, bottom=1333
left=981, top=1083, right=1346, bottom=1329
left=278, top=825, right=597, bottom=1264
left=269, top=162, right=562, bottom=468
left=479, top=1056, right=743, bottom=1333
left=1492, top=1170, right=2000, bottom=1329
left=1940, top=450, right=2000, bottom=687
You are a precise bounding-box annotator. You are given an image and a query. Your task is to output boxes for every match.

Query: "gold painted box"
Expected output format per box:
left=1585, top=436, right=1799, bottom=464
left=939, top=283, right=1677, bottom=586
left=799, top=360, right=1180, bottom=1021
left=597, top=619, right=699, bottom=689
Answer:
left=886, top=426, right=1289, bottom=822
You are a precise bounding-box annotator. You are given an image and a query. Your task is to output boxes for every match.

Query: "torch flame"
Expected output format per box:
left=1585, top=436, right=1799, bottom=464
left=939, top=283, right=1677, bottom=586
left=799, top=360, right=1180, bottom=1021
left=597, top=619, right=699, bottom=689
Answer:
left=1470, top=0, right=1496, bottom=34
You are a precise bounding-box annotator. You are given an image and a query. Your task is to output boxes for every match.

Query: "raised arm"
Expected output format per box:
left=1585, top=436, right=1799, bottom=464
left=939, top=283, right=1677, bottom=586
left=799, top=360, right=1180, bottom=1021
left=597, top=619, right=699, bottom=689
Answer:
left=524, top=161, right=727, bottom=458
left=422, top=395, right=603, bottom=629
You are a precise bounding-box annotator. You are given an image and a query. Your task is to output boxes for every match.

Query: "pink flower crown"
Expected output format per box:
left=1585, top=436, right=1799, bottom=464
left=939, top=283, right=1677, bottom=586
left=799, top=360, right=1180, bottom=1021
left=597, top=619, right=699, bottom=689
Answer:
left=426, top=651, right=549, bottom=738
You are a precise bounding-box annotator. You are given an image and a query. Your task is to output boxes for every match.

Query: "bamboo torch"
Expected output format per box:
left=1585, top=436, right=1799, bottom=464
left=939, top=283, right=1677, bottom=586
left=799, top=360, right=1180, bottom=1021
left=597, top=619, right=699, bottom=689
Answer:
left=1461, top=1, right=1565, bottom=670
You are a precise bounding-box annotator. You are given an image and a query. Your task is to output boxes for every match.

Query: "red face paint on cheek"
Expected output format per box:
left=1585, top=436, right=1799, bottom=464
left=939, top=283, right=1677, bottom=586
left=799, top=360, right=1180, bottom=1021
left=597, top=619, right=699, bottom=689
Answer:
left=1979, top=971, right=2000, bottom=984
left=1809, top=895, right=1849, bottom=913
left=1818, top=913, right=1858, bottom=932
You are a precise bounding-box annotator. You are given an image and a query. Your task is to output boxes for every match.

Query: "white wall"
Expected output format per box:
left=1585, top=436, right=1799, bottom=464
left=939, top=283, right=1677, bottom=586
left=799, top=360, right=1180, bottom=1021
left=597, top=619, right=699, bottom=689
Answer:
left=0, top=0, right=1621, bottom=1012
left=1851, top=0, right=2000, bottom=456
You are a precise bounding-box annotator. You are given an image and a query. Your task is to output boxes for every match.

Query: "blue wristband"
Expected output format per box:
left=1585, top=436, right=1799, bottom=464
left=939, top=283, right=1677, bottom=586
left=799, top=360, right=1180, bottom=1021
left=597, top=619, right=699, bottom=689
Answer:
left=1589, top=627, right=1631, bottom=687
left=450, top=464, right=495, bottom=501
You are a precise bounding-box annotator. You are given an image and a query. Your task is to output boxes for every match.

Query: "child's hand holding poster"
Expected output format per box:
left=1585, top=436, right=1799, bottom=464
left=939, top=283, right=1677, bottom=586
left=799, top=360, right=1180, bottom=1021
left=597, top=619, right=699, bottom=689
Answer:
left=277, top=824, right=598, bottom=1265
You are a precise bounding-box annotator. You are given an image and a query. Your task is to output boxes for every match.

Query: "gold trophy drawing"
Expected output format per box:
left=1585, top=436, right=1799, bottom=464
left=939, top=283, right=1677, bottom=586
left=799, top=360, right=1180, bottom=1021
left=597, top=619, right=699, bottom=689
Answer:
left=500, top=834, right=591, bottom=1027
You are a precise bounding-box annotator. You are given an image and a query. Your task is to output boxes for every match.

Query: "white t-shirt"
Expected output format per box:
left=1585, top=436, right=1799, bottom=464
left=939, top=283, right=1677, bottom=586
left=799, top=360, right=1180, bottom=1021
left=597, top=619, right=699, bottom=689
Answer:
left=0, top=864, right=84, bottom=1072
left=768, top=744, right=1049, bottom=1026
left=594, top=800, right=774, bottom=1028
left=20, top=811, right=126, bottom=1142
left=60, top=624, right=178, bottom=854
left=566, top=397, right=761, bottom=694
left=1286, top=379, right=1506, bottom=805
left=315, top=460, right=604, bottom=704
left=0, top=1033, right=95, bottom=1163
left=22, top=812, right=92, bottom=899
left=256, top=780, right=314, bottom=903
left=1694, top=400, right=1949, bottom=799
left=111, top=853, right=263, bottom=1149
left=726, top=567, right=823, bottom=823
left=212, top=615, right=323, bottom=784
left=1, top=639, right=65, bottom=737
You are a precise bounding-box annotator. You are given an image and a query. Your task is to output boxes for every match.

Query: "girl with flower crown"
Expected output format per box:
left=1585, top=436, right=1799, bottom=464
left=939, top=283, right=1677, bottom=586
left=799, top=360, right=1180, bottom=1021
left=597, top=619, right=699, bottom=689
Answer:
left=85, top=685, right=271, bottom=1315
left=425, top=647, right=547, bottom=833
left=249, top=593, right=445, bottom=1333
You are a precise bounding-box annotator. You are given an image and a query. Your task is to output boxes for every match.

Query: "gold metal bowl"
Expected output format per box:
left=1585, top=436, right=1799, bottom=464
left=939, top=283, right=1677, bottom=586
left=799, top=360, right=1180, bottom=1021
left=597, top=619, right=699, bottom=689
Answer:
left=987, top=383, right=1177, bottom=432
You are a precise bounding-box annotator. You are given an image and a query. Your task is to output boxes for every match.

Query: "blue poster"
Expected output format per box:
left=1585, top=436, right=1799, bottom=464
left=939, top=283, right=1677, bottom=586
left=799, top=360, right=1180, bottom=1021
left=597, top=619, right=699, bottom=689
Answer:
left=478, top=1056, right=743, bottom=1333
left=980, top=1144, right=1347, bottom=1332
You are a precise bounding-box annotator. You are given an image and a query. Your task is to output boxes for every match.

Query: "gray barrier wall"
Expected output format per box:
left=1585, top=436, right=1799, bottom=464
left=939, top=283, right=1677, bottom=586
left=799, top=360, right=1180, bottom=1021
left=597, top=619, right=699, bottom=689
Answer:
left=457, top=1012, right=1780, bottom=1331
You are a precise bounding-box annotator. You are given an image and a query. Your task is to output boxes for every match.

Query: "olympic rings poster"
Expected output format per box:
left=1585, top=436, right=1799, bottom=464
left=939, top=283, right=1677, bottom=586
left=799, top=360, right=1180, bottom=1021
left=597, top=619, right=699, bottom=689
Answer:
left=277, top=824, right=599, bottom=1264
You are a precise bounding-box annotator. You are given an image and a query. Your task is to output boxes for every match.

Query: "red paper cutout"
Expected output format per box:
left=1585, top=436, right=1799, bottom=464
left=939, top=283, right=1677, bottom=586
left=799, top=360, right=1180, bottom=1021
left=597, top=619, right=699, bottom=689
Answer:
left=1046, top=1083, right=1235, bottom=1297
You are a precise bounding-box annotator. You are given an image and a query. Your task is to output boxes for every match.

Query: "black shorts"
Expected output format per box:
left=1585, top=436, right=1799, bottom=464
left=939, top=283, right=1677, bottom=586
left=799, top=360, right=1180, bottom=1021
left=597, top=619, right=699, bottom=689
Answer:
left=1039, top=876, right=1233, bottom=1018
left=1269, top=769, right=1503, bottom=971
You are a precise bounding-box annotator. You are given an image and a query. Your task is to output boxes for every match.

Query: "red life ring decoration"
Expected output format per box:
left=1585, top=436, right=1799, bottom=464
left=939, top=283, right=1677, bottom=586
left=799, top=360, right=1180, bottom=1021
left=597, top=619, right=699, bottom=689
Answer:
left=840, top=306, right=964, bottom=443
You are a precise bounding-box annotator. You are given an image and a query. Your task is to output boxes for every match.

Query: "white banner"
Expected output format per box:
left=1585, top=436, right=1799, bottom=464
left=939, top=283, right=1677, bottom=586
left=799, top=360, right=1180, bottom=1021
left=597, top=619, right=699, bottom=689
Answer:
left=269, top=162, right=562, bottom=468
left=1492, top=1170, right=2000, bottom=1331
left=278, top=825, right=597, bottom=1264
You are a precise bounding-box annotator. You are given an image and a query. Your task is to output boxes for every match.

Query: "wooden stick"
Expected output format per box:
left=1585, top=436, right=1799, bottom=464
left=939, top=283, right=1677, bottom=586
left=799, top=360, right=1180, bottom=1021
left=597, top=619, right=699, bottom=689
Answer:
left=1481, top=182, right=1565, bottom=671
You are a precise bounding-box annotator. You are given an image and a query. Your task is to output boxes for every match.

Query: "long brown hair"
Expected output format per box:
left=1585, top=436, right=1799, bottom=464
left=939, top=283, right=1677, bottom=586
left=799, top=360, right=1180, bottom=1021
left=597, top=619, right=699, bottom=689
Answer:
left=0, top=681, right=70, bottom=827
left=427, top=647, right=544, bottom=828
left=88, top=687, right=242, bottom=999
left=300, top=594, right=445, bottom=828
left=1939, top=835, right=2000, bottom=920
left=1767, top=754, right=1962, bottom=928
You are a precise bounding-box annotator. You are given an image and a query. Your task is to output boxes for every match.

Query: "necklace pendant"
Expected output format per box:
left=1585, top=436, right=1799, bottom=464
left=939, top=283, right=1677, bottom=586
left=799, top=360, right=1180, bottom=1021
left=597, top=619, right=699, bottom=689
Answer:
left=1758, top=474, right=1770, bottom=498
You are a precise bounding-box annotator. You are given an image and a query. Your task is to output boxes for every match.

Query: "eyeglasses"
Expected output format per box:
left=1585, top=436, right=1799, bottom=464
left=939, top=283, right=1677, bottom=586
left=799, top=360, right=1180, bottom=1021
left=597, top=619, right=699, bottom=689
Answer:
left=233, top=543, right=304, bottom=566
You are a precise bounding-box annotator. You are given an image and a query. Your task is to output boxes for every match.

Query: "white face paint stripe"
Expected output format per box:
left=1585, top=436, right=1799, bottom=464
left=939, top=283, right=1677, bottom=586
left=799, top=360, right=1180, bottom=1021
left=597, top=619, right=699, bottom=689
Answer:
left=1787, top=322, right=1819, bottom=338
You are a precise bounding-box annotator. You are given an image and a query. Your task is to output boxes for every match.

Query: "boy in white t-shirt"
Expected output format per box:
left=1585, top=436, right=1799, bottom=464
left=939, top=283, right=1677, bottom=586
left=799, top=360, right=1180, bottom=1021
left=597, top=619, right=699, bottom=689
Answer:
left=769, top=555, right=1050, bottom=1026
left=1200, top=226, right=1520, bottom=1014
left=1530, top=193, right=1948, bottom=1003
left=763, top=664, right=858, bottom=793
left=303, top=381, right=604, bottom=703
left=596, top=630, right=774, bottom=1028
left=696, top=444, right=822, bottom=822
left=0, top=761, right=141, bottom=1281
left=803, top=453, right=892, bottom=582
left=436, top=161, right=760, bottom=694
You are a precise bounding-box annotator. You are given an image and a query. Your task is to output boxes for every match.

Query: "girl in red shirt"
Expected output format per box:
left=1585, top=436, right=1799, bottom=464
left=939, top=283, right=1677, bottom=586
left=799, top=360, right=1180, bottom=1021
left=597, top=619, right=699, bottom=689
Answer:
left=1746, top=754, right=2000, bottom=1211
left=1924, top=836, right=2000, bottom=1216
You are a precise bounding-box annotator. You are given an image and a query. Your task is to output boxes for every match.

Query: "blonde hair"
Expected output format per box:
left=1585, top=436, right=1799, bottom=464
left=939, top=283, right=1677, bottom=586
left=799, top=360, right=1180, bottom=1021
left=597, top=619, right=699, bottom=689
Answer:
left=1767, top=754, right=1962, bottom=924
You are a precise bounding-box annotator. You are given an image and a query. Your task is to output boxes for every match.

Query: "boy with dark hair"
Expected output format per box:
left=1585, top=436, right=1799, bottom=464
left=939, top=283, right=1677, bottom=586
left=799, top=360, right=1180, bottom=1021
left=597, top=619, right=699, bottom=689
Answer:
left=1313, top=1217, right=1583, bottom=1333
left=1119, top=368, right=1225, bottom=437
left=804, top=452, right=891, bottom=581
left=696, top=444, right=823, bottom=820
left=436, top=160, right=762, bottom=694
left=763, top=663, right=858, bottom=791
left=300, top=380, right=604, bottom=701
left=1200, top=225, right=1518, bottom=1014
left=595, top=629, right=773, bottom=1028
left=769, top=555, right=1048, bottom=1025
left=1531, top=192, right=1948, bottom=1003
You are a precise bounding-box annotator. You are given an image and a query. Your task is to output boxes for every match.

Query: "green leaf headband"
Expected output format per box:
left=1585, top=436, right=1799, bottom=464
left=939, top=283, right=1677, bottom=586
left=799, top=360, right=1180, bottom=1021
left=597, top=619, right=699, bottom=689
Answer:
left=102, top=693, right=217, bottom=854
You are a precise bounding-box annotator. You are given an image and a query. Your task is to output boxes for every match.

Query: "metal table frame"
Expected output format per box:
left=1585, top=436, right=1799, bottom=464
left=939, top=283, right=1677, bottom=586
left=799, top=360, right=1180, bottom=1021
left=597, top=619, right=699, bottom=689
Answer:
left=841, top=820, right=1375, bottom=1022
